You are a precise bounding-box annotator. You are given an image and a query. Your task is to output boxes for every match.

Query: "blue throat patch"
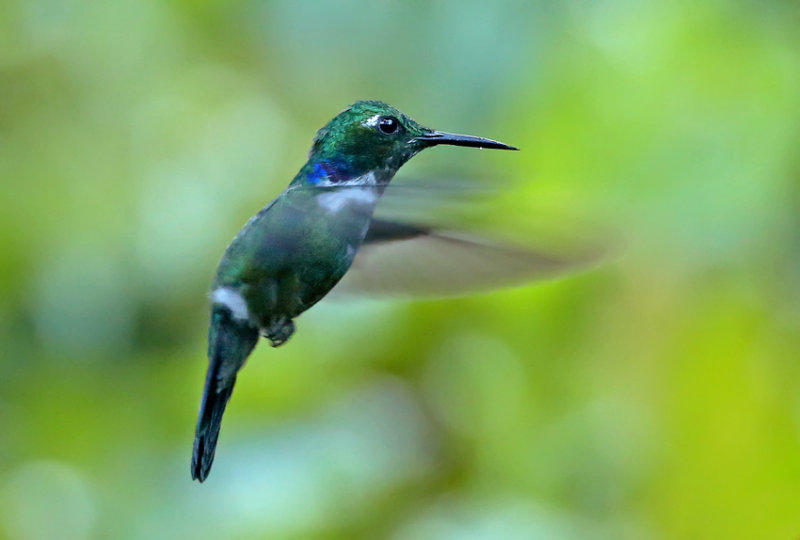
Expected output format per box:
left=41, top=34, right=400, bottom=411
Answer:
left=306, top=163, right=329, bottom=185
left=306, top=161, right=355, bottom=185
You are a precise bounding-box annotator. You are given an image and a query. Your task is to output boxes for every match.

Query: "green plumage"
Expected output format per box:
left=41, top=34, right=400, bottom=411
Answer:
left=213, top=185, right=370, bottom=335
left=191, top=100, right=517, bottom=482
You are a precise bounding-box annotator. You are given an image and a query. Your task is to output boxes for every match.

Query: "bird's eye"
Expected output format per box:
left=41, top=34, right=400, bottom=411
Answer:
left=378, top=116, right=399, bottom=134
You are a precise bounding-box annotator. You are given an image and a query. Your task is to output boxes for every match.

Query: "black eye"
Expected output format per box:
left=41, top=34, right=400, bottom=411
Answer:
left=378, top=116, right=399, bottom=134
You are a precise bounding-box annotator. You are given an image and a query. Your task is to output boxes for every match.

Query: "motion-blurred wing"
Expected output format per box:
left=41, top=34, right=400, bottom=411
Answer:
left=333, top=218, right=602, bottom=298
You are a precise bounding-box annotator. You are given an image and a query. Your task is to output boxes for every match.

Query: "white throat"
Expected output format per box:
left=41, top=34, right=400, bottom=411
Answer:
left=315, top=172, right=380, bottom=214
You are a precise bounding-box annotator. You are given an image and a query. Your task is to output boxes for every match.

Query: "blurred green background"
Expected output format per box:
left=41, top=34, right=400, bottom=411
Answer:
left=2, top=1, right=800, bottom=539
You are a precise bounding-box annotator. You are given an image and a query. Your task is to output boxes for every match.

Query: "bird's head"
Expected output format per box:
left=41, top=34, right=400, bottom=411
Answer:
left=300, top=100, right=517, bottom=186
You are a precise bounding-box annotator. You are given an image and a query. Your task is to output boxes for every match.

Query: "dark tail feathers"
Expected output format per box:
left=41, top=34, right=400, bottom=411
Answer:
left=191, top=308, right=259, bottom=482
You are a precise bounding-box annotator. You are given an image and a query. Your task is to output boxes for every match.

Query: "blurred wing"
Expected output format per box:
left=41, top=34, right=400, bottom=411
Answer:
left=332, top=218, right=603, bottom=298
left=376, top=179, right=493, bottom=222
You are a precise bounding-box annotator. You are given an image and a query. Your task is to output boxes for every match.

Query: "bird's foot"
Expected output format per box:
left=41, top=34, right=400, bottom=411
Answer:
left=263, top=317, right=295, bottom=347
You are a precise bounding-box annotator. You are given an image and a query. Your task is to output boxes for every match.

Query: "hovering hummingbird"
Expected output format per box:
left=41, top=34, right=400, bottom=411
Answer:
left=191, top=100, right=587, bottom=482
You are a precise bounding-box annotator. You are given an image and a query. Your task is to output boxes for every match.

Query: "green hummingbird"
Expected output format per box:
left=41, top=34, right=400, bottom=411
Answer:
left=191, top=100, right=583, bottom=482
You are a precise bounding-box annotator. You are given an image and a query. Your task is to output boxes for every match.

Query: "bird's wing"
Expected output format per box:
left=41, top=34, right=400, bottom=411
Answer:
left=332, top=217, right=604, bottom=298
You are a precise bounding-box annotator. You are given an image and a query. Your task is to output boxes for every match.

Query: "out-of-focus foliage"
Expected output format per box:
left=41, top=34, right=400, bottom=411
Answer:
left=1, top=1, right=799, bottom=539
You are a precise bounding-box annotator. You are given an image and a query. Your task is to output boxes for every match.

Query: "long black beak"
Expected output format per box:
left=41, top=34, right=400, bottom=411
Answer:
left=412, top=130, right=518, bottom=151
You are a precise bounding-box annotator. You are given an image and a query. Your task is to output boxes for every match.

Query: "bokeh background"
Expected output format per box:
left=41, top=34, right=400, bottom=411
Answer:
left=2, top=1, right=800, bottom=539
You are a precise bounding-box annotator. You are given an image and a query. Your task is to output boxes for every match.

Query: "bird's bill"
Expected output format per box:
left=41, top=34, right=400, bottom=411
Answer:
left=412, top=130, right=518, bottom=151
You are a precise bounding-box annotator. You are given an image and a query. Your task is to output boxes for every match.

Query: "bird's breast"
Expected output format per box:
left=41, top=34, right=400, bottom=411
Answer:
left=314, top=186, right=379, bottom=214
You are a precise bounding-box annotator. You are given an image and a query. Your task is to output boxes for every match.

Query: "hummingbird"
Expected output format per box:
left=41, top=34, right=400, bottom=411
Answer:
left=191, top=100, right=583, bottom=482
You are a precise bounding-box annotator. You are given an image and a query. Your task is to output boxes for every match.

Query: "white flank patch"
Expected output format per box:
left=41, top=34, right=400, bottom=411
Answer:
left=211, top=287, right=250, bottom=321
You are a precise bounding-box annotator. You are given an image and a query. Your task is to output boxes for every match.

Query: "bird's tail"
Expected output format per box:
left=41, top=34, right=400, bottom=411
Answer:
left=191, top=307, right=259, bottom=482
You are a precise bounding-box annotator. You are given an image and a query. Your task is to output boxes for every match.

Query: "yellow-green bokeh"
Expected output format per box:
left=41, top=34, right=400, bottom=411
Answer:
left=1, top=1, right=799, bottom=539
